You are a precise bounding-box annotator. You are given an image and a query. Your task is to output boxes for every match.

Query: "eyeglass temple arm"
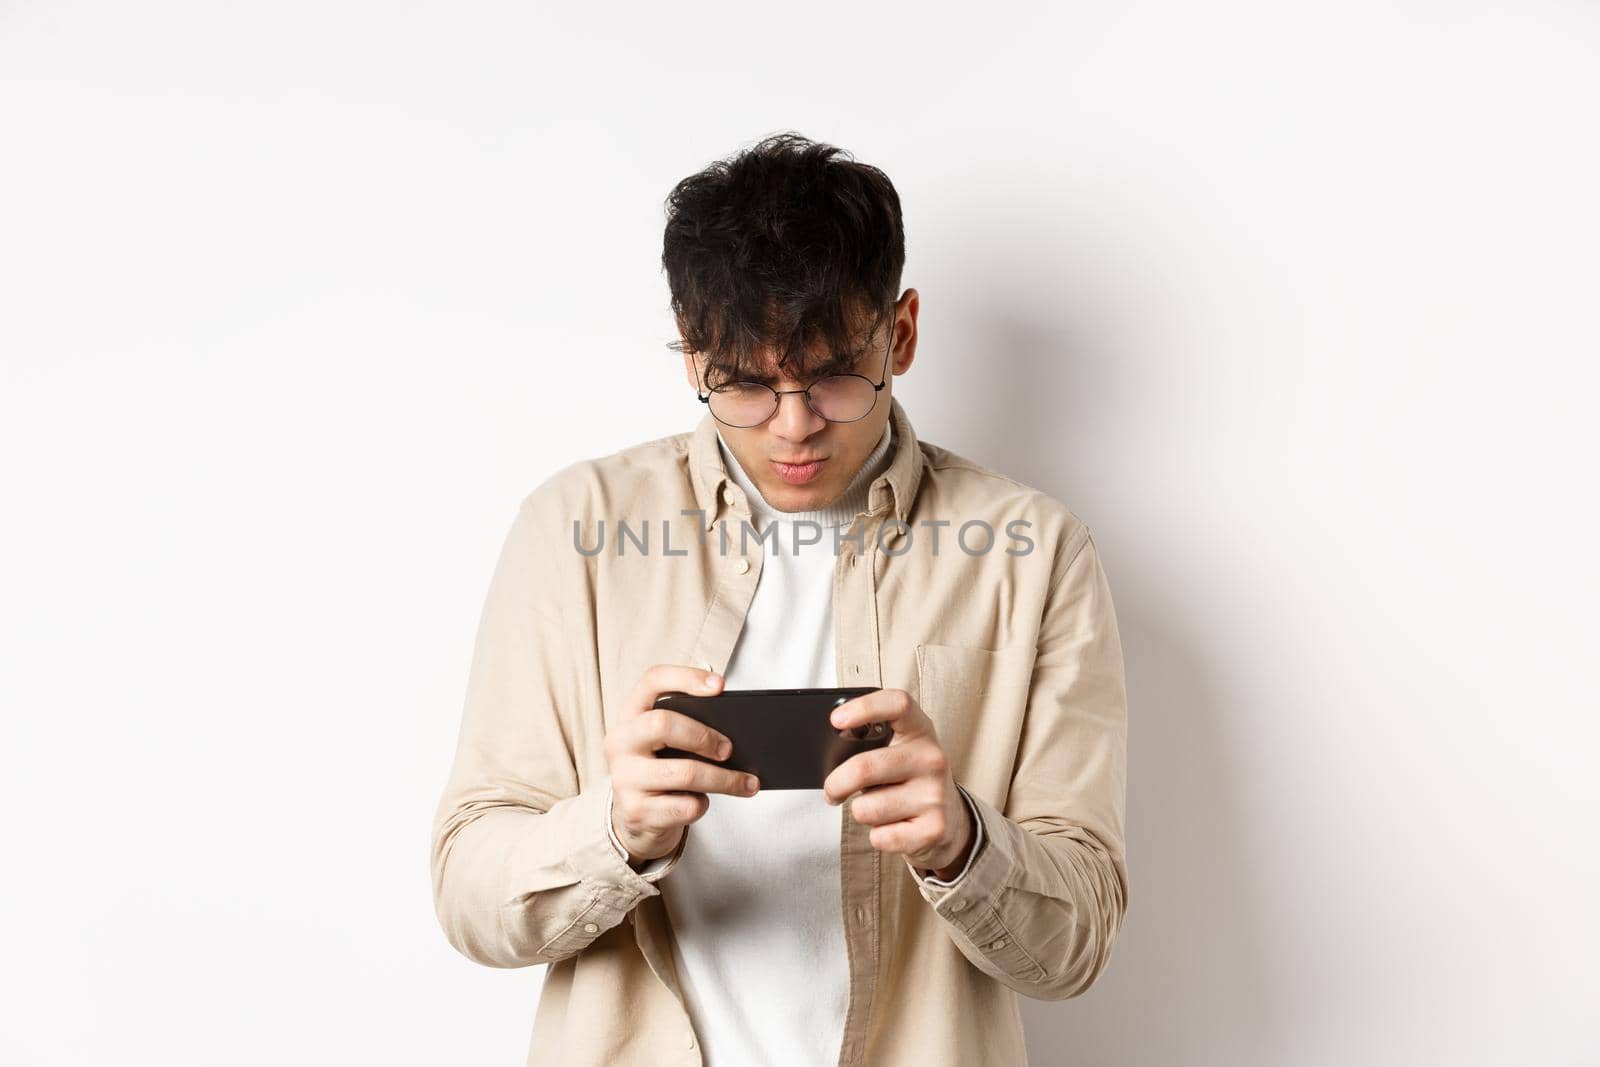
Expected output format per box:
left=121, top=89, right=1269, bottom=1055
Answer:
left=692, top=353, right=710, bottom=402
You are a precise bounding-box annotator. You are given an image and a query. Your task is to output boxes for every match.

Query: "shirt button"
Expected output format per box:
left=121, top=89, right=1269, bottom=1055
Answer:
left=735, top=557, right=750, bottom=574
left=854, top=905, right=868, bottom=924
left=583, top=922, right=599, bottom=934
left=687, top=1033, right=696, bottom=1049
left=990, top=938, right=1007, bottom=950
left=951, top=900, right=968, bottom=913
left=852, top=664, right=861, bottom=676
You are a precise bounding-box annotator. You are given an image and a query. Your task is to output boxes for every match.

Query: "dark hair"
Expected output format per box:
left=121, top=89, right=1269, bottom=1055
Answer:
left=661, top=131, right=905, bottom=390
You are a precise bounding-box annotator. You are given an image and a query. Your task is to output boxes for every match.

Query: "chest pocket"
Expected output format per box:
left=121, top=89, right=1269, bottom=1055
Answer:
left=912, top=642, right=1037, bottom=804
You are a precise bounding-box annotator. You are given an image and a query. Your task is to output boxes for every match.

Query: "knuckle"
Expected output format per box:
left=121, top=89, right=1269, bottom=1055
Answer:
left=643, top=707, right=671, bottom=739
left=640, top=800, right=671, bottom=831
left=610, top=759, right=637, bottom=793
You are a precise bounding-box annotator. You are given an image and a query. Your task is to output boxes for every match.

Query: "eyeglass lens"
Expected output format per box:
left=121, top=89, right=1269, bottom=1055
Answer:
left=708, top=374, right=877, bottom=427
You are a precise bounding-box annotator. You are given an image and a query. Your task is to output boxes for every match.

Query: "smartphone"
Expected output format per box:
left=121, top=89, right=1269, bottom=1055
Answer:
left=651, top=686, right=892, bottom=790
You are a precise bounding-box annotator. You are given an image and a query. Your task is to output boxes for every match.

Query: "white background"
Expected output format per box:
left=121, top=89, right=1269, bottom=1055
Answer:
left=2, top=2, right=1597, bottom=1065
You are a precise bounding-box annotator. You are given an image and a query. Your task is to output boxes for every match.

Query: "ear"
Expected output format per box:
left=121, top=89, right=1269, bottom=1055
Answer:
left=890, top=288, right=920, bottom=376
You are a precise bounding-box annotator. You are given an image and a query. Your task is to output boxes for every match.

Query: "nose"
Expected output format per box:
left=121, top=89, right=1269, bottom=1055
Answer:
left=769, top=388, right=827, bottom=440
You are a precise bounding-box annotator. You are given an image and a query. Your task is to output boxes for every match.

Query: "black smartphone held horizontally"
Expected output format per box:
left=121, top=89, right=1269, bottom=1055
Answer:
left=652, top=686, right=892, bottom=790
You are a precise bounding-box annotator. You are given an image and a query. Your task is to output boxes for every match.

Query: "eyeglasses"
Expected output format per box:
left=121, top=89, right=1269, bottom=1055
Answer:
left=693, top=322, right=894, bottom=429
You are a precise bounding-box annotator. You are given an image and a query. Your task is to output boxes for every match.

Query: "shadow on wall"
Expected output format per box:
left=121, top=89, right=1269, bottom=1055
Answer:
left=1021, top=602, right=1289, bottom=1066
left=918, top=237, right=1293, bottom=1065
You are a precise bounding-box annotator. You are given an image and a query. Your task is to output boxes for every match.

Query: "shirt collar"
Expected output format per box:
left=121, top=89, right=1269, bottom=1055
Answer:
left=687, top=393, right=925, bottom=533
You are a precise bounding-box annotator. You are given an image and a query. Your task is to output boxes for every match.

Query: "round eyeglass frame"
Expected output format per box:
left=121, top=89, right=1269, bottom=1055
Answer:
left=693, top=320, right=894, bottom=429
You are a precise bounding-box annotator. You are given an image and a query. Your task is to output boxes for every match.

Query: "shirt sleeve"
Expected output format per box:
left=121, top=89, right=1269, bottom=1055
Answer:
left=903, top=527, right=1131, bottom=1001
left=429, top=491, right=687, bottom=969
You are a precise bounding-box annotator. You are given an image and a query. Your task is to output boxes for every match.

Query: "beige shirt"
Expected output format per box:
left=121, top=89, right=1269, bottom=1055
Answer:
left=430, top=395, right=1131, bottom=1066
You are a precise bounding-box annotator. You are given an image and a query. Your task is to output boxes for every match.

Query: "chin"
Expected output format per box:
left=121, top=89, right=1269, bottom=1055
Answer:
left=768, top=480, right=832, bottom=509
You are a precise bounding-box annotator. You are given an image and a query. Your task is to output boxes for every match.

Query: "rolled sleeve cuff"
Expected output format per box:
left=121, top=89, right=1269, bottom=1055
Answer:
left=901, top=787, right=1055, bottom=986
left=495, top=783, right=687, bottom=962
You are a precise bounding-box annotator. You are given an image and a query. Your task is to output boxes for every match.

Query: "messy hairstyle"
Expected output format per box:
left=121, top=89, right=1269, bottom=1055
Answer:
left=661, top=131, right=905, bottom=390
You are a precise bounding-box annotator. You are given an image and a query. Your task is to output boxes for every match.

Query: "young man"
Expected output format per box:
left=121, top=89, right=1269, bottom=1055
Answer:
left=430, top=133, right=1130, bottom=1067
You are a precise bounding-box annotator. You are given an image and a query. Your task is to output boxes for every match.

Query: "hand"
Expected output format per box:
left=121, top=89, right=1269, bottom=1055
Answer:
left=822, top=688, right=975, bottom=878
left=604, top=664, right=761, bottom=863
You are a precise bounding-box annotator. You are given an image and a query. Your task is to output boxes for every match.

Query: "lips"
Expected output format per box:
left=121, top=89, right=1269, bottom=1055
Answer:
left=771, top=457, right=828, bottom=485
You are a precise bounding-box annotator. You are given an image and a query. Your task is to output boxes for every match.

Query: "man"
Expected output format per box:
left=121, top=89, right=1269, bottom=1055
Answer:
left=430, top=132, right=1130, bottom=1067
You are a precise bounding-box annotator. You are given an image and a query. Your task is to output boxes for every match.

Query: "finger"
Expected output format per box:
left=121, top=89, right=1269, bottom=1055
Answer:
left=614, top=790, right=712, bottom=835
left=828, top=687, right=924, bottom=734
left=844, top=780, right=939, bottom=827
left=631, top=791, right=712, bottom=832
left=624, top=663, right=723, bottom=720
left=639, top=757, right=760, bottom=798
left=823, top=742, right=942, bottom=806
left=867, top=813, right=940, bottom=856
left=631, top=706, right=733, bottom=761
